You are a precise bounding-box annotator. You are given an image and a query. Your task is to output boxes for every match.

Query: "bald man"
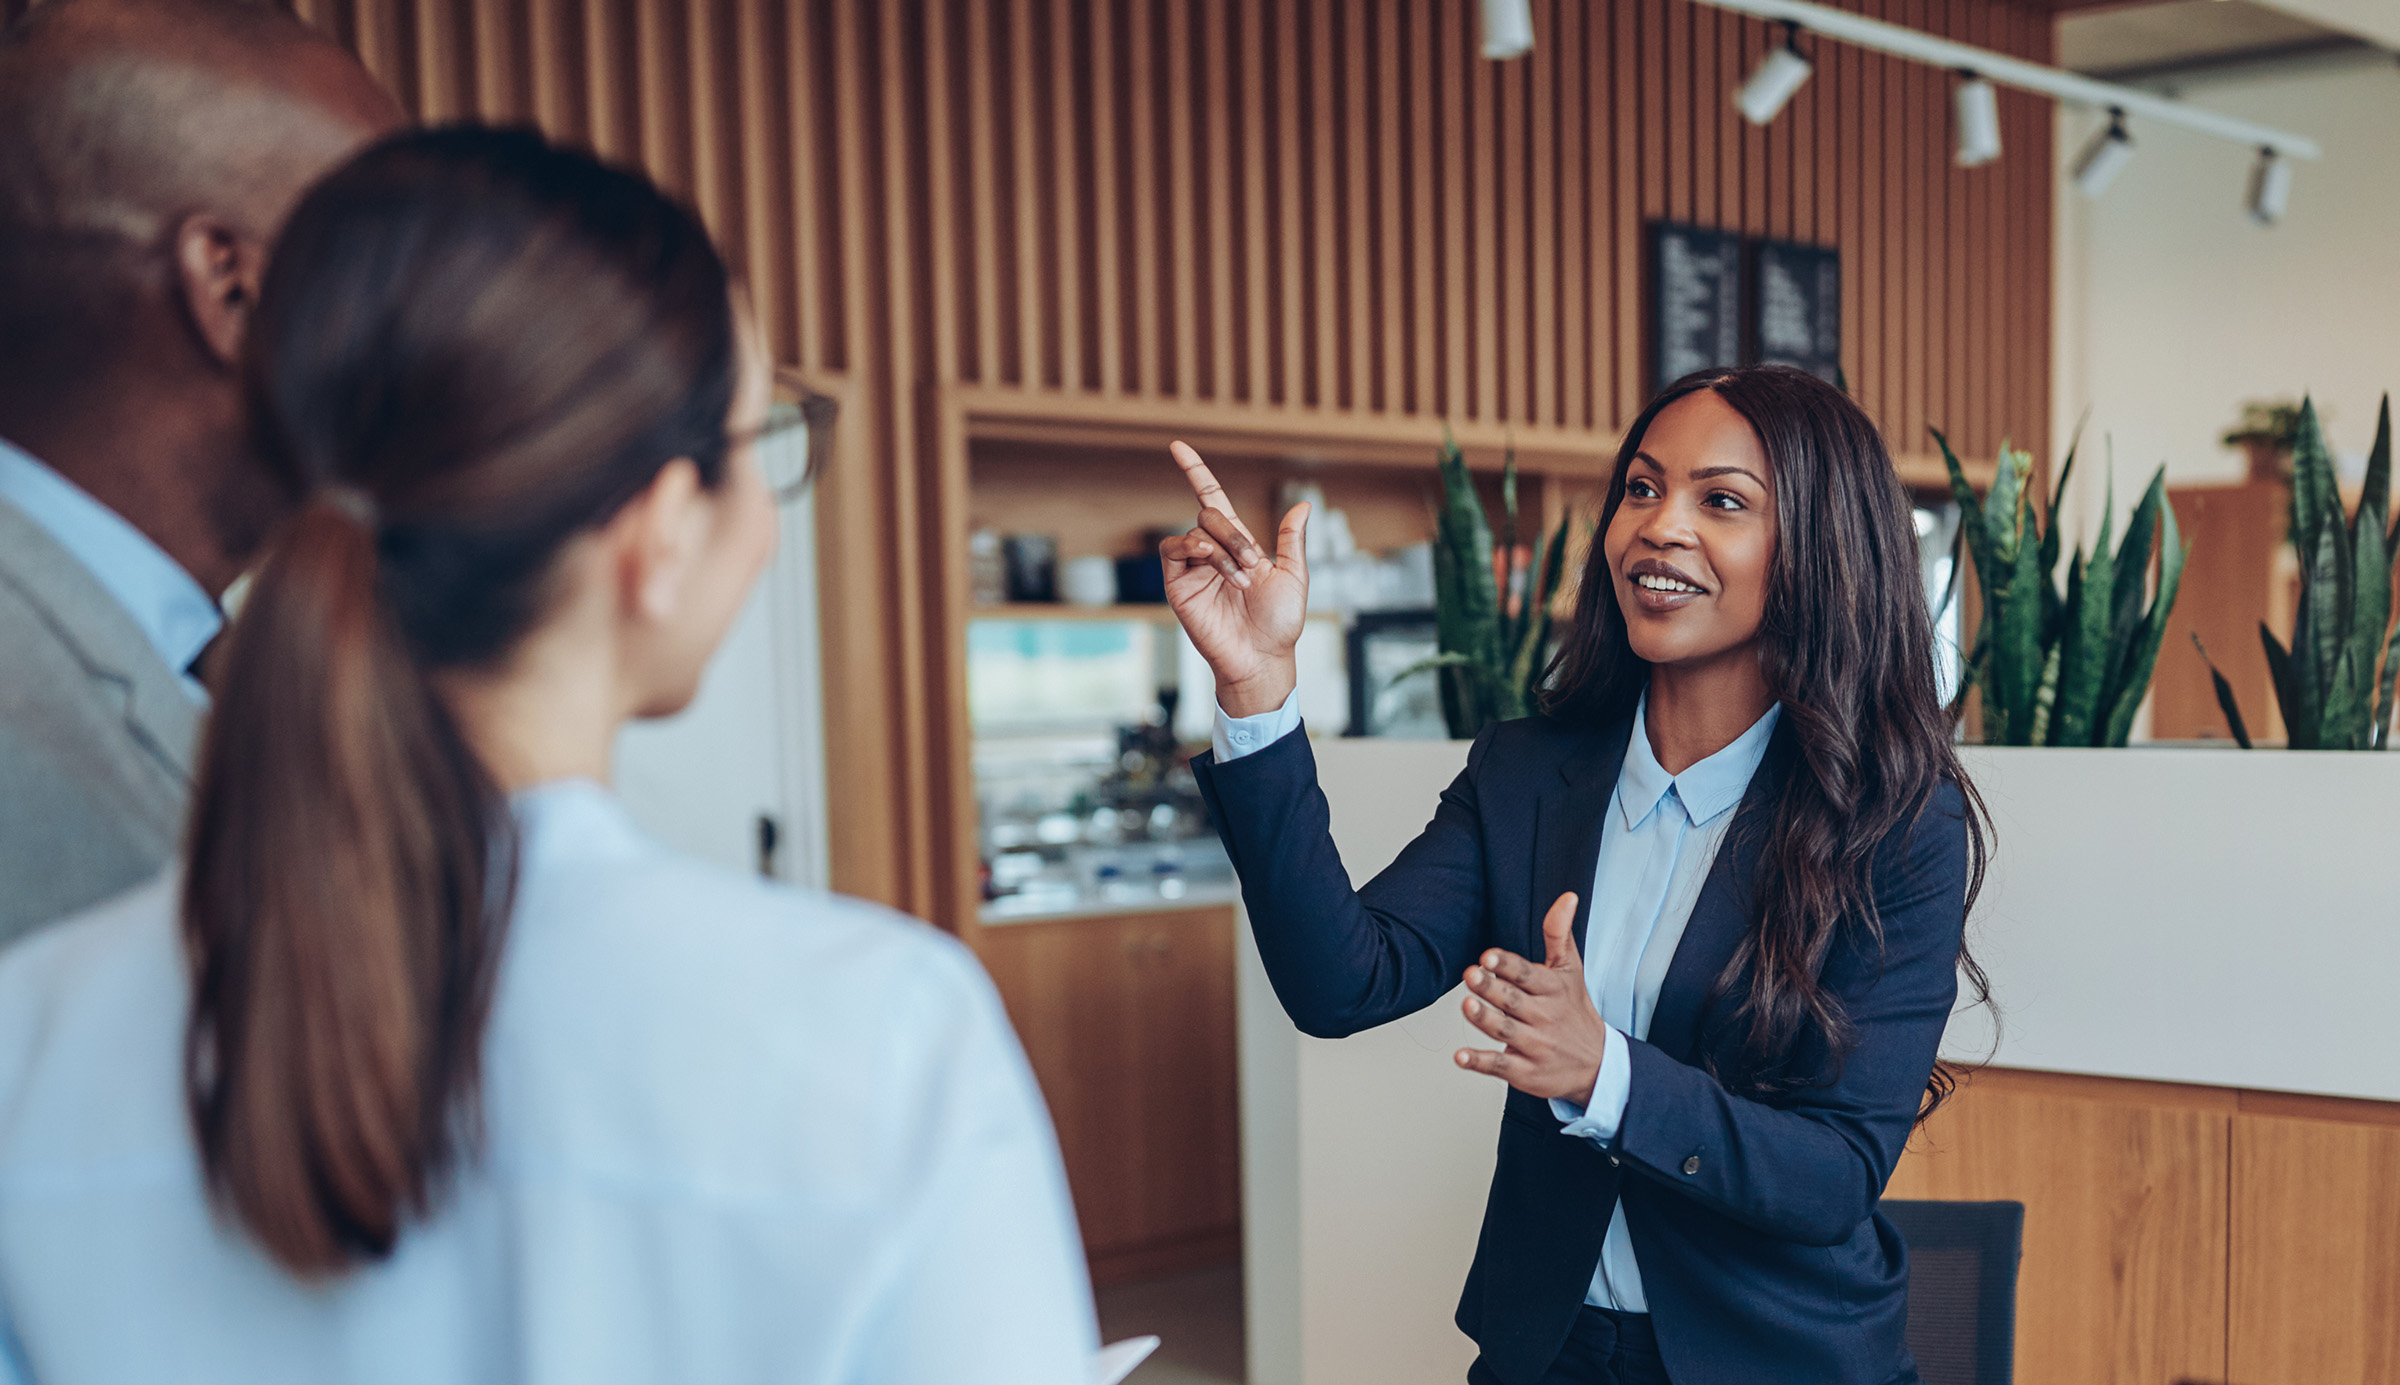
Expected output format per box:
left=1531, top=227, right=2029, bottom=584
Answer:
left=0, top=0, right=403, bottom=945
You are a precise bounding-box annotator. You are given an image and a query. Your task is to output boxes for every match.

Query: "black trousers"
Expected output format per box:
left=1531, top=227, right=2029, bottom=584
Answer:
left=1467, top=1307, right=1672, bottom=1385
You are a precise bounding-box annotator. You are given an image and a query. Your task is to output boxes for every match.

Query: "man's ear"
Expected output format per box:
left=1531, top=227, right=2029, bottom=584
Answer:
left=173, top=212, right=266, bottom=369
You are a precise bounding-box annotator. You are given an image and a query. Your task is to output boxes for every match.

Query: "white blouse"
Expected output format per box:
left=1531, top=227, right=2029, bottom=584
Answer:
left=0, top=779, right=1097, bottom=1385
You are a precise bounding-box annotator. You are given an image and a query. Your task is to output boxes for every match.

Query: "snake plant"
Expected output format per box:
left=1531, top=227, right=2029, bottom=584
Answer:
left=1936, top=427, right=2186, bottom=747
left=2196, top=395, right=2398, bottom=750
left=1417, top=436, right=1573, bottom=739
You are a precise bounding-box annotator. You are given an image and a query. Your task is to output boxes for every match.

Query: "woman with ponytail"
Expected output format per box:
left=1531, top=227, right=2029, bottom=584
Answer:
left=0, top=127, right=1095, bottom=1384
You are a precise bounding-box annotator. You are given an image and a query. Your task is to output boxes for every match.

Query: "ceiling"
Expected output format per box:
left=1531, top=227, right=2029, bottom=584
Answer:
left=2060, top=0, right=2393, bottom=80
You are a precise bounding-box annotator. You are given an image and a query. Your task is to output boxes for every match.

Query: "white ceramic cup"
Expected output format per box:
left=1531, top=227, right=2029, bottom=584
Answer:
left=1061, top=554, right=1119, bottom=608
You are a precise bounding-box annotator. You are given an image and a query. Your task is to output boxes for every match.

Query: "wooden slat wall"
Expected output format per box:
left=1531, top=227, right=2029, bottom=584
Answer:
left=5, top=0, right=2057, bottom=918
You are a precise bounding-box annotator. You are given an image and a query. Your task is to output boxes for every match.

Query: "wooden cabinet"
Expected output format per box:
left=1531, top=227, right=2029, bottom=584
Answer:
left=2229, top=1100, right=2400, bottom=1383
left=976, top=905, right=1241, bottom=1285
left=1888, top=1068, right=2400, bottom=1384
left=1886, top=1069, right=2231, bottom=1385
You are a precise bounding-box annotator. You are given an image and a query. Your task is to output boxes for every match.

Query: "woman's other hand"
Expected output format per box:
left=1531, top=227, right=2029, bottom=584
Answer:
left=1454, top=893, right=1610, bottom=1103
left=1160, top=440, right=1310, bottom=716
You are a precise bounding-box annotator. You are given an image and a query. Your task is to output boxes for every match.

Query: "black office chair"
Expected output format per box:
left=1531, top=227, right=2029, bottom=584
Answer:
left=1881, top=1199, right=2025, bottom=1385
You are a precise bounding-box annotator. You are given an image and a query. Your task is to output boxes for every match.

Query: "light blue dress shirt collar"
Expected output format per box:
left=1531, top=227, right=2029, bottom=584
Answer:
left=1617, top=690, right=1782, bottom=832
left=0, top=436, right=221, bottom=701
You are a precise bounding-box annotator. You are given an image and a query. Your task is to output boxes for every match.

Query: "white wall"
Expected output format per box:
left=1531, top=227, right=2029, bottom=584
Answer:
left=2054, top=58, right=2400, bottom=522
left=613, top=430, right=831, bottom=888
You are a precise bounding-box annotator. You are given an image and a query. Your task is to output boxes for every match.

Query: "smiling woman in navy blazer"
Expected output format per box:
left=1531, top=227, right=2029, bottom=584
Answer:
left=1161, top=365, right=1992, bottom=1385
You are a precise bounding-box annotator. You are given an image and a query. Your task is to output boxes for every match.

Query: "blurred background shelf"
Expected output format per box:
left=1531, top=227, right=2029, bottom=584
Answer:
left=975, top=602, right=1180, bottom=622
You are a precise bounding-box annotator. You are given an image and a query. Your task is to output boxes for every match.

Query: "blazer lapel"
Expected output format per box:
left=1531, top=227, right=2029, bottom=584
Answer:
left=0, top=497, right=202, bottom=787
left=1643, top=725, right=1793, bottom=1064
left=1526, top=715, right=1633, bottom=958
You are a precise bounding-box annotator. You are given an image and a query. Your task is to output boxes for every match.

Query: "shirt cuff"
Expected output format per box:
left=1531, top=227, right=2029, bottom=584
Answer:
left=1211, top=687, right=1304, bottom=762
left=1550, top=1024, right=1632, bottom=1145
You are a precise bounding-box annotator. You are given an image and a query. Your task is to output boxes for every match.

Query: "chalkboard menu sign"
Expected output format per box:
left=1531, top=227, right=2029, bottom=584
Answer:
left=1648, top=223, right=1744, bottom=394
left=1751, top=239, right=1842, bottom=384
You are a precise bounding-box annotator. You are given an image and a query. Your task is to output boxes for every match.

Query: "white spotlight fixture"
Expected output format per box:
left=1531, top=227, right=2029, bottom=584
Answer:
left=1478, top=0, right=1534, bottom=60
left=1736, top=22, right=1814, bottom=125
left=1953, top=72, right=2002, bottom=167
left=2071, top=107, right=2137, bottom=199
left=2247, top=146, right=2293, bottom=225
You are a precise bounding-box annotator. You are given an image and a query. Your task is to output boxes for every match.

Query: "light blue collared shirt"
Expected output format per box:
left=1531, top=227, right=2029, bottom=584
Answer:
left=1213, top=687, right=1780, bottom=1315
left=1548, top=692, right=1779, bottom=1311
left=0, top=437, right=221, bottom=702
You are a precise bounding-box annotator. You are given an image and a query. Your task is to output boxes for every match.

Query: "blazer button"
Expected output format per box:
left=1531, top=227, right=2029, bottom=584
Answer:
left=1681, top=1155, right=1701, bottom=1175
left=1607, top=1155, right=1620, bottom=1167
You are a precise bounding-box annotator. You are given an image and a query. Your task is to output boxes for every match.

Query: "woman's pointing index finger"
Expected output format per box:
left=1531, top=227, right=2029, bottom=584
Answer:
left=1170, top=439, right=1259, bottom=545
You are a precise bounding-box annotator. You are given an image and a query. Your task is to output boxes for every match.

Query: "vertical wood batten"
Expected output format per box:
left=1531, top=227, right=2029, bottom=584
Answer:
left=1527, top=3, right=1554, bottom=430
left=1238, top=0, right=1271, bottom=408
left=1307, top=0, right=1337, bottom=411
left=1440, top=1, right=1468, bottom=421
left=1375, top=1, right=1404, bottom=417
left=1272, top=0, right=1301, bottom=409
left=1203, top=0, right=1234, bottom=404
left=1091, top=0, right=1124, bottom=395
left=1165, top=0, right=1196, bottom=399
left=1051, top=0, right=1085, bottom=393
left=1341, top=0, right=1370, bottom=415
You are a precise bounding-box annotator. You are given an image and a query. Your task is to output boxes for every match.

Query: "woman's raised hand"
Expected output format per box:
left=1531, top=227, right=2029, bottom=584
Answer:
left=1160, top=440, right=1310, bottom=717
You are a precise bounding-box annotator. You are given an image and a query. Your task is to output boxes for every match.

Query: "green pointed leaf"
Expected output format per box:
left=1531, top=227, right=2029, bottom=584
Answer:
left=2376, top=616, right=2400, bottom=750
left=2056, top=531, right=2113, bottom=746
left=2101, top=495, right=2186, bottom=747
left=2050, top=415, right=2087, bottom=523
left=2348, top=489, right=2390, bottom=749
left=2359, top=394, right=2392, bottom=546
left=1989, top=446, right=2028, bottom=568
left=2190, top=633, right=2254, bottom=749
left=1537, top=508, right=1573, bottom=611
left=2096, top=468, right=2160, bottom=722
left=2306, top=515, right=2350, bottom=731
left=1430, top=434, right=1503, bottom=737
left=2035, top=443, right=2067, bottom=602
left=1932, top=427, right=2000, bottom=598
left=2263, top=624, right=2311, bottom=750
left=1994, top=493, right=2045, bottom=743
left=2291, top=396, right=2335, bottom=559
left=2029, top=640, right=2063, bottom=747
left=2324, top=641, right=2363, bottom=750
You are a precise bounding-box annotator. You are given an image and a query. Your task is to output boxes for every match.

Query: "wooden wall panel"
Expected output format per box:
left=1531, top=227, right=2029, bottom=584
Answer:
left=2230, top=1106, right=2400, bottom=1384
left=978, top=906, right=1243, bottom=1283
left=3, top=0, right=2058, bottom=919
left=1886, top=1067, right=2232, bottom=1385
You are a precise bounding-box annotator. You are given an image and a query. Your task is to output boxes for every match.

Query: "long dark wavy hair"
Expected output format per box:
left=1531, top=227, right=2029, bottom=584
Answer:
left=1543, top=365, right=1991, bottom=1124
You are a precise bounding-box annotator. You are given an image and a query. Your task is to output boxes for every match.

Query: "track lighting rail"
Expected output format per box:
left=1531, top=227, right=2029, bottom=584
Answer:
left=1683, top=0, right=2322, bottom=161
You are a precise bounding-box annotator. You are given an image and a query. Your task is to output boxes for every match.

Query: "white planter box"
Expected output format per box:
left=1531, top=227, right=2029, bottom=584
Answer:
left=1952, top=744, right=2400, bottom=1102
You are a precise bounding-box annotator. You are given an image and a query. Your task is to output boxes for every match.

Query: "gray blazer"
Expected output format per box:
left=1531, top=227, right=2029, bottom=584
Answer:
left=0, top=495, right=200, bottom=948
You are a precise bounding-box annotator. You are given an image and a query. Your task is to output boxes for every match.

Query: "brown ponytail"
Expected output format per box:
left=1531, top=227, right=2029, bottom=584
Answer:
left=184, top=497, right=507, bottom=1273
left=183, top=126, right=737, bottom=1274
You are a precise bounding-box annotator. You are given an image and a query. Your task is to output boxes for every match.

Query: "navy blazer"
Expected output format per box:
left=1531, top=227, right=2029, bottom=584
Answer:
left=1191, top=711, right=1969, bottom=1385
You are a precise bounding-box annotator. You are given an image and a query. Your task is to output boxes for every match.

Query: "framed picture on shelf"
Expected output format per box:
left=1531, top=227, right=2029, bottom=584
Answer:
left=1345, top=611, right=1448, bottom=740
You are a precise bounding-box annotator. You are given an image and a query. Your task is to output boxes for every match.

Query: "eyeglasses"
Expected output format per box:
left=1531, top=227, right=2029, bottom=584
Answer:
left=734, top=377, right=838, bottom=504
